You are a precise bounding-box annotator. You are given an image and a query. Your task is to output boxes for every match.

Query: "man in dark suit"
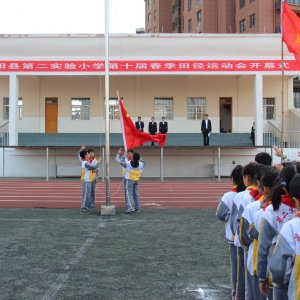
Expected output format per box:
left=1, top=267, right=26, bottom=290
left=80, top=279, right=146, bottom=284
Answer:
left=135, top=116, right=144, bottom=132
left=201, top=114, right=212, bottom=146
left=159, top=116, right=168, bottom=134
left=148, top=117, right=157, bottom=146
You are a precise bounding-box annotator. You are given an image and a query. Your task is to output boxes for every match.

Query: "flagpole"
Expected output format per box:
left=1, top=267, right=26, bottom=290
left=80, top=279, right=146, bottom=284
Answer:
left=280, top=0, right=285, bottom=162
left=101, top=0, right=115, bottom=216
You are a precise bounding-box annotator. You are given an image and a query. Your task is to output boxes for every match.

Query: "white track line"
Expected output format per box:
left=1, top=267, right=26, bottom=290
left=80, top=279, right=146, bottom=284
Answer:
left=41, top=219, right=106, bottom=300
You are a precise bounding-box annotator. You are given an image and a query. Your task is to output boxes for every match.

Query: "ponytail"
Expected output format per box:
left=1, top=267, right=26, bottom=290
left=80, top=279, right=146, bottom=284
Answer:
left=270, top=163, right=298, bottom=211
left=270, top=183, right=285, bottom=211
left=130, top=152, right=140, bottom=168
left=231, top=165, right=246, bottom=192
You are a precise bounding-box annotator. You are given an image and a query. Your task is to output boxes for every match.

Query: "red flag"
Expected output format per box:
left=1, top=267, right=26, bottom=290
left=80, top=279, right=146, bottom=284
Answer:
left=282, top=1, right=300, bottom=61
left=119, top=97, right=167, bottom=150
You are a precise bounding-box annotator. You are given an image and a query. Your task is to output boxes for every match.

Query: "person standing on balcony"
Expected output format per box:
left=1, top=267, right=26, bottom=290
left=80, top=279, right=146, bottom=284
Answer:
left=201, top=114, right=212, bottom=146
left=159, top=116, right=168, bottom=134
left=250, top=122, right=255, bottom=146
left=135, top=116, right=144, bottom=132
left=148, top=117, right=157, bottom=146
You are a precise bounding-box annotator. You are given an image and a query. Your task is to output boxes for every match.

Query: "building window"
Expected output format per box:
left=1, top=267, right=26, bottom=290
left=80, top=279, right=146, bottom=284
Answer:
left=3, top=97, right=22, bottom=120
left=197, top=0, right=202, bottom=5
left=294, top=91, right=300, bottom=108
left=148, top=13, right=151, bottom=27
left=154, top=98, right=173, bottom=120
left=188, top=18, right=192, bottom=32
left=71, top=98, right=90, bottom=120
left=197, top=10, right=202, bottom=31
left=154, top=9, right=157, bottom=21
left=240, top=0, right=245, bottom=8
left=263, top=98, right=275, bottom=120
left=188, top=0, right=192, bottom=11
left=108, top=98, right=120, bottom=120
left=147, top=0, right=151, bottom=8
left=3, top=97, right=9, bottom=120
left=187, top=97, right=206, bottom=120
left=250, top=14, right=255, bottom=27
left=240, top=19, right=246, bottom=32
left=18, top=99, right=22, bottom=120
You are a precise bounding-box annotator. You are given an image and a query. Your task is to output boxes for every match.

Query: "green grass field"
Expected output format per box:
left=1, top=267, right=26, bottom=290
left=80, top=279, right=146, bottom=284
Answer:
left=0, top=208, right=232, bottom=300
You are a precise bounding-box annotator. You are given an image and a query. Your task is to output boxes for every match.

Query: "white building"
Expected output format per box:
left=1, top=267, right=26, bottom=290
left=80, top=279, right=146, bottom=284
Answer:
left=0, top=34, right=299, bottom=178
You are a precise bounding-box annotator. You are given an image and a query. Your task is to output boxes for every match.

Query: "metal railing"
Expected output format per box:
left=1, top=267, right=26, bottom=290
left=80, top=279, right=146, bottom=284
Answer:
left=0, top=133, right=9, bottom=146
left=264, top=121, right=300, bottom=148
left=280, top=131, right=300, bottom=148
left=263, top=121, right=281, bottom=147
left=0, top=145, right=272, bottom=182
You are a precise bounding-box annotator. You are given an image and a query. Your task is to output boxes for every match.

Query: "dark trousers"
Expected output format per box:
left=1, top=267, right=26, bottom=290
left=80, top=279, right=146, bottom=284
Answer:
left=203, top=132, right=209, bottom=146
left=150, top=133, right=155, bottom=146
left=236, top=246, right=245, bottom=300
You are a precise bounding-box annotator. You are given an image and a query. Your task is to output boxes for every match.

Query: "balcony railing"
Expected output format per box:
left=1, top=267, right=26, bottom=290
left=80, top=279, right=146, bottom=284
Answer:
left=0, top=133, right=9, bottom=146
left=264, top=122, right=300, bottom=148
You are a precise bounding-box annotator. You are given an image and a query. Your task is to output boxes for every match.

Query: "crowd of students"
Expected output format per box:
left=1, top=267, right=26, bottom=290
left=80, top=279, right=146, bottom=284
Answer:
left=216, top=150, right=300, bottom=300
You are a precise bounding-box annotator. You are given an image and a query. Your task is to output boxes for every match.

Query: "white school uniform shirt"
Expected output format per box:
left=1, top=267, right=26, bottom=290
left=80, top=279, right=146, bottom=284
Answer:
left=124, top=161, right=145, bottom=181
left=257, top=198, right=297, bottom=281
left=242, top=198, right=263, bottom=275
left=263, top=199, right=298, bottom=244
left=216, top=189, right=237, bottom=242
left=270, top=215, right=300, bottom=300
left=231, top=190, right=248, bottom=247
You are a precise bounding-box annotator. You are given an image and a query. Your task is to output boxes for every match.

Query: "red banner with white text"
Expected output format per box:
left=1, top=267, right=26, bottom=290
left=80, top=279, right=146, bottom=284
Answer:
left=0, top=60, right=299, bottom=72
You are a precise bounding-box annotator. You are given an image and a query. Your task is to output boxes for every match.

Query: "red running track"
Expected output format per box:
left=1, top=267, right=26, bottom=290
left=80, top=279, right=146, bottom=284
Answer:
left=0, top=179, right=231, bottom=209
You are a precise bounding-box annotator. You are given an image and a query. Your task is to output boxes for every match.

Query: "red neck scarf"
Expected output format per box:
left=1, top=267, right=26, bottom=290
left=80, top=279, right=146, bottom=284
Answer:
left=281, top=195, right=296, bottom=209
left=297, top=212, right=300, bottom=218
left=255, top=193, right=263, bottom=201
left=249, top=188, right=259, bottom=198
left=231, top=186, right=237, bottom=192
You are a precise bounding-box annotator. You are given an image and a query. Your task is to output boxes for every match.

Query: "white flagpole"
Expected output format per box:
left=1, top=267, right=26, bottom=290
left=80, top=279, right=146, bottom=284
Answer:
left=280, top=0, right=285, bottom=162
left=101, top=0, right=115, bottom=215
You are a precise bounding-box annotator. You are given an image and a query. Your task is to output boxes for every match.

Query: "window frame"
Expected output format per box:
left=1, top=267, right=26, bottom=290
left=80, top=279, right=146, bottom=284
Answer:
left=250, top=14, right=255, bottom=28
left=240, top=19, right=246, bottom=32
left=188, top=18, right=192, bottom=32
left=71, top=97, right=91, bottom=120
left=154, top=97, right=174, bottom=120
left=197, top=10, right=202, bottom=29
left=293, top=90, right=300, bottom=108
left=3, top=97, right=23, bottom=120
left=188, top=0, right=192, bottom=11
left=263, top=97, right=276, bottom=120
left=108, top=98, right=120, bottom=120
left=187, top=97, right=206, bottom=120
